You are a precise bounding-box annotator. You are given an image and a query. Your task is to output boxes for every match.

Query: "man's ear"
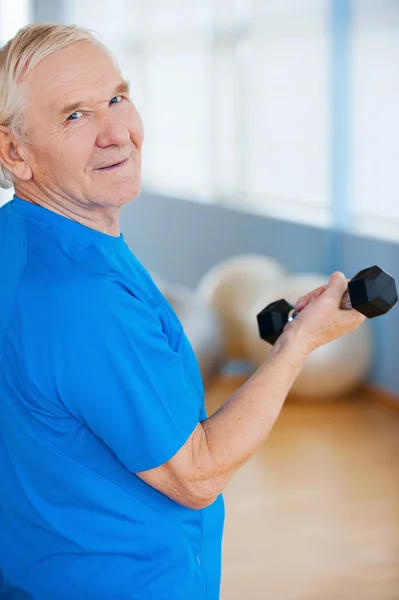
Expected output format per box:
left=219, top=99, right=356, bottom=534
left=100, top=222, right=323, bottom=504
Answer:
left=0, top=126, right=32, bottom=181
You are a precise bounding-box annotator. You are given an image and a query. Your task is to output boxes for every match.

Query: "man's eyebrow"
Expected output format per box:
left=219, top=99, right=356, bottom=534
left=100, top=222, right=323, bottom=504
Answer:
left=114, top=80, right=131, bottom=97
left=59, top=79, right=131, bottom=118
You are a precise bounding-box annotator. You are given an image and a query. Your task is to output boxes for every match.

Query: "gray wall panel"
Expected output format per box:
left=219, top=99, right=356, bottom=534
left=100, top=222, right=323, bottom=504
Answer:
left=121, top=193, right=328, bottom=287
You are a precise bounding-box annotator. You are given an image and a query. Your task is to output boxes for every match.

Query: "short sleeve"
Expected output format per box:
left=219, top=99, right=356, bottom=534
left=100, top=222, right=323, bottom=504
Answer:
left=47, top=278, right=202, bottom=473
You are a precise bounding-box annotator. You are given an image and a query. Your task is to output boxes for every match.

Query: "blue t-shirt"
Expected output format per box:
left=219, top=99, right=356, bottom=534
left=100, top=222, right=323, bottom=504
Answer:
left=0, top=196, right=225, bottom=600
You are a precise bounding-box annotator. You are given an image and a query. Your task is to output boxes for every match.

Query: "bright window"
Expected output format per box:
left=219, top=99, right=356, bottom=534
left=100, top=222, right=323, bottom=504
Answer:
left=350, top=0, right=399, bottom=241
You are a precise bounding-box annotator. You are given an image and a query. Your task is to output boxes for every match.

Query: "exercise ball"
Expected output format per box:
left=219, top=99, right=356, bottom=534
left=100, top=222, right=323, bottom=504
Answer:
left=163, top=284, right=225, bottom=382
left=243, top=274, right=373, bottom=397
left=196, top=255, right=287, bottom=359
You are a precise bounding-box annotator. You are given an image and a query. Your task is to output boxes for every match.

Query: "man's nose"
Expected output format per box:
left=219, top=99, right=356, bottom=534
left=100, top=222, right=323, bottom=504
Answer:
left=95, top=112, right=131, bottom=148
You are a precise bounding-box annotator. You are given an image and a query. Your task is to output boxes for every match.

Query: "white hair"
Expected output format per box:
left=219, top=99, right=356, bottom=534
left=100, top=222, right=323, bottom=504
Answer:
left=0, top=23, right=109, bottom=188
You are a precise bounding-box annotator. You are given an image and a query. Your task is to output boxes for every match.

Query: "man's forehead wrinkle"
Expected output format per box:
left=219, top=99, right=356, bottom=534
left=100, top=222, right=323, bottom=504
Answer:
left=57, top=74, right=117, bottom=107
left=37, top=53, right=117, bottom=94
left=39, top=70, right=66, bottom=95
left=47, top=73, right=117, bottom=114
left=45, top=70, right=103, bottom=96
left=24, top=42, right=117, bottom=91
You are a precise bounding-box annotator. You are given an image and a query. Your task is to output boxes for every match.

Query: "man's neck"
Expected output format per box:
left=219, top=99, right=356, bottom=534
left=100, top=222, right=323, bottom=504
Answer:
left=14, top=185, right=121, bottom=237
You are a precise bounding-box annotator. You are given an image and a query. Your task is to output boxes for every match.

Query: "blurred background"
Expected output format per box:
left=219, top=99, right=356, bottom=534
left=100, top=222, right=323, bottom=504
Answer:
left=1, top=1, right=398, bottom=598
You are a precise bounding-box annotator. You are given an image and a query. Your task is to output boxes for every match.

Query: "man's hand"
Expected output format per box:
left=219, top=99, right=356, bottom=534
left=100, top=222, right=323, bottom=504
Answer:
left=281, top=271, right=366, bottom=356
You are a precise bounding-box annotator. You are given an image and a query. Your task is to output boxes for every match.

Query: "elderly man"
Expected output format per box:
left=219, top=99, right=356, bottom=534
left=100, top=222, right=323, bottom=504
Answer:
left=0, top=24, right=364, bottom=600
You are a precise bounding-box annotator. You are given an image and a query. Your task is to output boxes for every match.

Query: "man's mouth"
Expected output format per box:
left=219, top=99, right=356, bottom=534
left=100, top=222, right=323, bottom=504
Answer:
left=95, top=157, right=129, bottom=171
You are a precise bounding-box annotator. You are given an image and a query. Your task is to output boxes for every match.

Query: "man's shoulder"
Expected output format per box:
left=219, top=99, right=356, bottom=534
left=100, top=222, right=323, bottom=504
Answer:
left=15, top=231, right=119, bottom=333
left=21, top=220, right=114, bottom=292
left=12, top=223, right=158, bottom=339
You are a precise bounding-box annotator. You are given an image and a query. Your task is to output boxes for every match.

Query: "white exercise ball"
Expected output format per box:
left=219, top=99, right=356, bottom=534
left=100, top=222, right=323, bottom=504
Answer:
left=196, top=255, right=287, bottom=359
left=243, top=274, right=373, bottom=397
left=163, top=284, right=225, bottom=382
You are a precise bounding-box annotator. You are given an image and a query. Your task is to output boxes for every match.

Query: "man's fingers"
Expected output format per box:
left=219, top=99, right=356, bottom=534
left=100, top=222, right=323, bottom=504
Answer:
left=294, top=272, right=349, bottom=312
left=294, top=284, right=327, bottom=311
left=323, top=271, right=348, bottom=302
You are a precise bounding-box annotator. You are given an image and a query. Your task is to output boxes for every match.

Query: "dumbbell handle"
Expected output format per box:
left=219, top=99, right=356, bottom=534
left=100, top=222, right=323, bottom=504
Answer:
left=287, top=289, right=352, bottom=322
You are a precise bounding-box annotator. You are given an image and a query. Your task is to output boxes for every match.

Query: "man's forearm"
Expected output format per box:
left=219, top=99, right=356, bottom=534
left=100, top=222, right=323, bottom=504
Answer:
left=195, top=332, right=307, bottom=500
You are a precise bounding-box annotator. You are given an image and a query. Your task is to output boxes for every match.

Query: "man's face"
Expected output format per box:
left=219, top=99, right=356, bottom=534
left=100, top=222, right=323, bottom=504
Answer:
left=20, top=41, right=144, bottom=209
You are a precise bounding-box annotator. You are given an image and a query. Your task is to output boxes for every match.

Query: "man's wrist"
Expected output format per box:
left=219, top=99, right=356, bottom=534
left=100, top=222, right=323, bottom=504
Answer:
left=271, top=326, right=310, bottom=369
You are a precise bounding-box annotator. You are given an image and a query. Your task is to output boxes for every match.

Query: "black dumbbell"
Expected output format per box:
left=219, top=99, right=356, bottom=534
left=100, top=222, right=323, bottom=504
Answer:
left=257, top=265, right=398, bottom=346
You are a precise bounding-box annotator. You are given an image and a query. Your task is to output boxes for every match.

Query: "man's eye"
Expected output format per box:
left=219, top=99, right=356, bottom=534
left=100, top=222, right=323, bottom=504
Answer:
left=66, top=96, right=123, bottom=123
left=67, top=111, right=84, bottom=121
left=110, top=95, right=123, bottom=105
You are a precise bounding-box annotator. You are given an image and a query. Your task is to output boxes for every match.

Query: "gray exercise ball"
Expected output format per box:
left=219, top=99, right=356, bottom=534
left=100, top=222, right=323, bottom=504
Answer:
left=243, top=274, right=373, bottom=397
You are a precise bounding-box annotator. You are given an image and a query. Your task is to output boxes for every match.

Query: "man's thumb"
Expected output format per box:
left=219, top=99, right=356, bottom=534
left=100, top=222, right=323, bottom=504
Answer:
left=324, top=271, right=348, bottom=301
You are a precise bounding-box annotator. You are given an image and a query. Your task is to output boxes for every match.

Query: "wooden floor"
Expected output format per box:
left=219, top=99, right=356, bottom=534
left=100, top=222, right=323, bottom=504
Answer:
left=204, top=374, right=399, bottom=600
